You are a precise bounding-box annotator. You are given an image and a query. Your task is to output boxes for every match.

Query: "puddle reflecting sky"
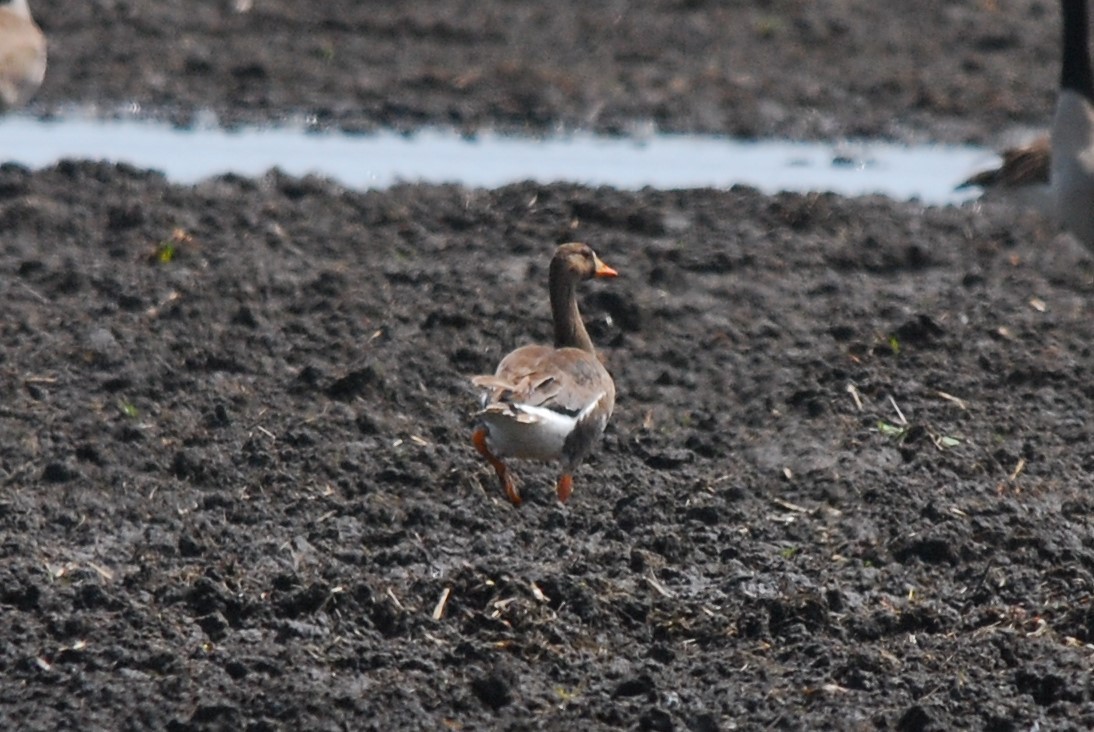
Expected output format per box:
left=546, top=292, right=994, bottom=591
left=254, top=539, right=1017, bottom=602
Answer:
left=1, top=115, right=995, bottom=205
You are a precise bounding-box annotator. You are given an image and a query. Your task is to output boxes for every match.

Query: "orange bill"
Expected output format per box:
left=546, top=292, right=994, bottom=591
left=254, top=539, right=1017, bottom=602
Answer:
left=594, top=256, right=618, bottom=278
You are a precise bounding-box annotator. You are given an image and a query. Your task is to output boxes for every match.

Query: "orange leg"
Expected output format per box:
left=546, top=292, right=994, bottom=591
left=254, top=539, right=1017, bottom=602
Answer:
left=556, top=473, right=573, bottom=503
left=472, top=427, right=521, bottom=506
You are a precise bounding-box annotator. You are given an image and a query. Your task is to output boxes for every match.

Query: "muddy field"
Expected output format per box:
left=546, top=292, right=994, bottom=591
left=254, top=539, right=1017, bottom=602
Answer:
left=30, top=0, right=1065, bottom=144
left=5, top=0, right=1094, bottom=730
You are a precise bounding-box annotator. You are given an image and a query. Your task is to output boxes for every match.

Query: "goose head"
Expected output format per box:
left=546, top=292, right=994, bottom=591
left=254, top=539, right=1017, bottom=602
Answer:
left=550, top=242, right=618, bottom=285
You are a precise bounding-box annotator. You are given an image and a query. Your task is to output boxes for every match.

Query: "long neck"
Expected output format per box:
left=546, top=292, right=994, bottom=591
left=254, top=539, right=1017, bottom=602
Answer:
left=1062, top=0, right=1094, bottom=103
left=549, top=272, right=595, bottom=352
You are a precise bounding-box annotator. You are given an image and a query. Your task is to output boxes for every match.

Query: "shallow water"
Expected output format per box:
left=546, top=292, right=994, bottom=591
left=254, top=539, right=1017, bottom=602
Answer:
left=1, top=115, right=994, bottom=205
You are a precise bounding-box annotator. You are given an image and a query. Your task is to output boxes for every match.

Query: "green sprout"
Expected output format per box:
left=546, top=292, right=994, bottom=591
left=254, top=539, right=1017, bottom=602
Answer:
left=877, top=420, right=907, bottom=440
left=152, top=228, right=192, bottom=265
left=934, top=435, right=961, bottom=449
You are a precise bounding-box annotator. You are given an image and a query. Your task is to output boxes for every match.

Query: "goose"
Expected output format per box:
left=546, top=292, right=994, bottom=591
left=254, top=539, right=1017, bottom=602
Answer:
left=956, top=134, right=1050, bottom=200
left=956, top=134, right=1054, bottom=216
left=959, top=0, right=1094, bottom=245
left=471, top=243, right=617, bottom=506
left=0, top=0, right=46, bottom=112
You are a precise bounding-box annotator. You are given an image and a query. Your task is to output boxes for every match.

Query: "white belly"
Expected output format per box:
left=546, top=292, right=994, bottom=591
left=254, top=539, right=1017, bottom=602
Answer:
left=478, top=404, right=577, bottom=461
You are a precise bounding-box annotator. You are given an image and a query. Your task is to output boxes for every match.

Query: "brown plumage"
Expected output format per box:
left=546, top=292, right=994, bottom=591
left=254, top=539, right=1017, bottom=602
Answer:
left=0, top=0, right=46, bottom=112
left=957, top=135, right=1051, bottom=191
left=471, top=243, right=617, bottom=506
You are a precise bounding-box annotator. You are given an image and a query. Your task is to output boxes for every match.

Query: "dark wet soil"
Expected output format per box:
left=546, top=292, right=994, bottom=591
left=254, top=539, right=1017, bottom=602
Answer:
left=6, top=1, right=1094, bottom=730
left=32, top=0, right=1064, bottom=144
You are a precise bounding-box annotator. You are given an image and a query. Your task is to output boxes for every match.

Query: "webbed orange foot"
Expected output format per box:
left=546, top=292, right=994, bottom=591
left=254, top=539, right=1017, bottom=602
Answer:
left=502, top=474, right=522, bottom=507
left=473, top=427, right=522, bottom=506
left=556, top=474, right=573, bottom=503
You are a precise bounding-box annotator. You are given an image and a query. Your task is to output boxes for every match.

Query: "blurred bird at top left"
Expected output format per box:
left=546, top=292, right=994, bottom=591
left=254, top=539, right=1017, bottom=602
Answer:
left=0, top=0, right=45, bottom=112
